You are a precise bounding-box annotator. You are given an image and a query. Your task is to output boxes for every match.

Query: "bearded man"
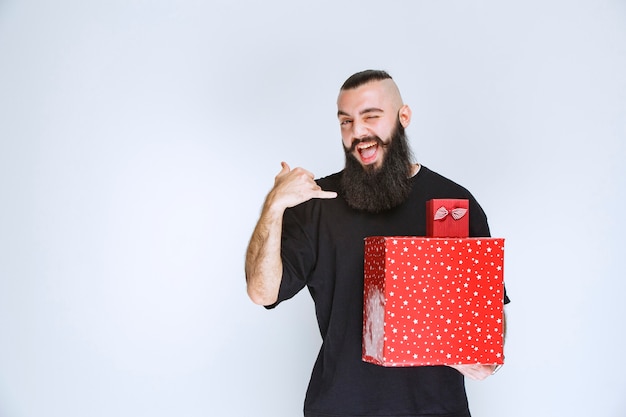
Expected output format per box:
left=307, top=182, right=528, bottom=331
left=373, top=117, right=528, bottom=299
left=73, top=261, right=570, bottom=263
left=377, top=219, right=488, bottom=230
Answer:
left=245, top=70, right=509, bottom=417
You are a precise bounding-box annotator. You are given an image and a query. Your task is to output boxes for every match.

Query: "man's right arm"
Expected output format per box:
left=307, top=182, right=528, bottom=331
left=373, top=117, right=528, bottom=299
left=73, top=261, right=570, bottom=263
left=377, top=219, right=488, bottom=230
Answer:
left=245, top=162, right=337, bottom=306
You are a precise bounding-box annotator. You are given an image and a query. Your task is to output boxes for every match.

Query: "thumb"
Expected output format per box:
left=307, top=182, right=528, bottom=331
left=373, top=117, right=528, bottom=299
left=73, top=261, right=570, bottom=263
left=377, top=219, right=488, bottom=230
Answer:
left=279, top=161, right=291, bottom=174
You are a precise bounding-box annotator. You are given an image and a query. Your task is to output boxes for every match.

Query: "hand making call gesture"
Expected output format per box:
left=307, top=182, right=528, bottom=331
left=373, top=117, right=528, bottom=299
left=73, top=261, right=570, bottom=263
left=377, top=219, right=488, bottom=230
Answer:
left=266, top=162, right=338, bottom=212
left=245, top=162, right=337, bottom=306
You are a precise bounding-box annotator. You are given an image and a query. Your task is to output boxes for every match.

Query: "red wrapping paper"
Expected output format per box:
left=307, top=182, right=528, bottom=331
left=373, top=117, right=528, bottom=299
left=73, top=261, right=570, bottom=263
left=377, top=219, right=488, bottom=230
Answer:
left=362, top=236, right=505, bottom=367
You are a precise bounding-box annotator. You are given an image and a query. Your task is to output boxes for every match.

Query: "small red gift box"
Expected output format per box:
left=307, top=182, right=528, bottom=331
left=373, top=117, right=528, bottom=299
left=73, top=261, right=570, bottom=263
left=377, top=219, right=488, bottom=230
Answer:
left=426, top=199, right=469, bottom=238
left=362, top=236, right=505, bottom=367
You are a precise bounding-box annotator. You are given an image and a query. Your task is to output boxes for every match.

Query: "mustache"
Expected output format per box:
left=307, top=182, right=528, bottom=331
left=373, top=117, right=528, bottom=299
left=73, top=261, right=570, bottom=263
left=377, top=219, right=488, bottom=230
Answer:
left=346, top=136, right=389, bottom=153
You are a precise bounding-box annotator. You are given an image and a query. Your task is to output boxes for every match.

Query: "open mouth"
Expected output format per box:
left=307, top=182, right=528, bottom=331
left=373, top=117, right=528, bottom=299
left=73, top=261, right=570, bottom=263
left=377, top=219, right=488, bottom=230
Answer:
left=356, top=141, right=379, bottom=164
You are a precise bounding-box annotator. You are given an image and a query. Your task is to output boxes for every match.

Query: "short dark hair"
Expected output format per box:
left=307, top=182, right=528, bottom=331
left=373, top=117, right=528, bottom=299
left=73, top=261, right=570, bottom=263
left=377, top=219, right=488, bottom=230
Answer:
left=340, top=70, right=392, bottom=91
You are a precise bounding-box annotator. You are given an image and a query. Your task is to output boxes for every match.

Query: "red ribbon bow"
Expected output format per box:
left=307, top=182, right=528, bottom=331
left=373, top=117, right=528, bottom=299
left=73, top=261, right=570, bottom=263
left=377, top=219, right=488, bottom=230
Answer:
left=433, top=206, right=468, bottom=221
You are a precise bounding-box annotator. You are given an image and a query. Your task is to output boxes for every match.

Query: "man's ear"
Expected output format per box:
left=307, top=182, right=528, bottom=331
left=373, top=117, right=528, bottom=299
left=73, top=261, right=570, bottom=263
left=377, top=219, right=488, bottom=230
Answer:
left=399, top=104, right=412, bottom=128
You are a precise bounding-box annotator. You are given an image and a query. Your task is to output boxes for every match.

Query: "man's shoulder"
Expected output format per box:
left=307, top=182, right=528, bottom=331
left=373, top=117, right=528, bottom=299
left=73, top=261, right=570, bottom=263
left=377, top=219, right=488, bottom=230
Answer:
left=316, top=170, right=343, bottom=192
left=418, top=165, right=461, bottom=185
left=416, top=165, right=474, bottom=197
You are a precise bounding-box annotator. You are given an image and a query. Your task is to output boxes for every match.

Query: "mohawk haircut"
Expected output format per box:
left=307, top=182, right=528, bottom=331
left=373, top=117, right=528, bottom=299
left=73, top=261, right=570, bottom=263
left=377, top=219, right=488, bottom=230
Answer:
left=340, top=69, right=393, bottom=91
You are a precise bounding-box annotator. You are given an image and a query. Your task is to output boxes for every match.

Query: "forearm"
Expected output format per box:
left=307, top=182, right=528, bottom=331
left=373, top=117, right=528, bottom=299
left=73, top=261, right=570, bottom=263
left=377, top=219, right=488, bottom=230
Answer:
left=245, top=200, right=285, bottom=306
left=245, top=162, right=337, bottom=305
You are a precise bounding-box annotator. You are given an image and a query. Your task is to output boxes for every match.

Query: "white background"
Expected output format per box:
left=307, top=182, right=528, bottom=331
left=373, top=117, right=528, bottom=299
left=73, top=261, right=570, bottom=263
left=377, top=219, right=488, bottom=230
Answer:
left=1, top=1, right=625, bottom=416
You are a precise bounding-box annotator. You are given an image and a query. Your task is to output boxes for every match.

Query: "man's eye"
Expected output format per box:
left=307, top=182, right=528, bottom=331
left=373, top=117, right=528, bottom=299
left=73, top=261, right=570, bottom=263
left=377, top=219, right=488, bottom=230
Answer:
left=340, top=120, right=352, bottom=126
left=365, top=115, right=379, bottom=120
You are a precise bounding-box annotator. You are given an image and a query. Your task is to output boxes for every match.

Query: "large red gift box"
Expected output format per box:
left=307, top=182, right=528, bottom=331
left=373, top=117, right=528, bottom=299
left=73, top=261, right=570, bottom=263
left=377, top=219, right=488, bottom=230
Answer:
left=362, top=236, right=505, bottom=367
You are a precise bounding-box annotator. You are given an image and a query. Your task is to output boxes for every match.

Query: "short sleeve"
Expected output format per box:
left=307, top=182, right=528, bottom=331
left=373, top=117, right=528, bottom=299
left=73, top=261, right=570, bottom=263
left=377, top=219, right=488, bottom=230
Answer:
left=264, top=204, right=316, bottom=309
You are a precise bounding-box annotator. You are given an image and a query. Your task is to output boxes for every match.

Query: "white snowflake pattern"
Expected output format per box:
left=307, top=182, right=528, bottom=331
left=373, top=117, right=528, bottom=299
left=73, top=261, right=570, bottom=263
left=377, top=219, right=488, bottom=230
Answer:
left=362, top=236, right=505, bottom=366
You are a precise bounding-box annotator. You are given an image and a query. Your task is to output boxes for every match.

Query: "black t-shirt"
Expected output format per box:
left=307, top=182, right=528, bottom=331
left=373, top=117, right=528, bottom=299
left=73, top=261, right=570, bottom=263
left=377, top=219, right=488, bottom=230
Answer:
left=270, top=166, right=508, bottom=417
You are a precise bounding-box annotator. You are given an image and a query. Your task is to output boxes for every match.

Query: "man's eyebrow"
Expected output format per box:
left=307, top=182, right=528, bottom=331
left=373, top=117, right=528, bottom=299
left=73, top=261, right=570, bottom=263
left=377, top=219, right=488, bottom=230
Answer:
left=359, top=107, right=384, bottom=115
left=337, top=107, right=384, bottom=118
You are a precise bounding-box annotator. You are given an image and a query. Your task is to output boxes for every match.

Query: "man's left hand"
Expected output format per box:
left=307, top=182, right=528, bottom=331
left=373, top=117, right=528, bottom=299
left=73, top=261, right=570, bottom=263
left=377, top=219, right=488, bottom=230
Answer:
left=448, top=364, right=500, bottom=381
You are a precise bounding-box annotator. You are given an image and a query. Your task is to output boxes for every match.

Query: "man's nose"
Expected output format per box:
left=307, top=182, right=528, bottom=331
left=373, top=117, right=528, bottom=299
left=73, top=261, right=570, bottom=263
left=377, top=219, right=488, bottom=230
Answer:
left=352, top=119, right=369, bottom=139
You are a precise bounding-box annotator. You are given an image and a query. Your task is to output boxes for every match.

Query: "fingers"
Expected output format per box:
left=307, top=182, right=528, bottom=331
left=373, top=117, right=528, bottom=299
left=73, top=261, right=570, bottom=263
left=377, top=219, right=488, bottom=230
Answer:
left=276, top=162, right=314, bottom=181
left=315, top=190, right=338, bottom=199
left=269, top=162, right=337, bottom=209
left=275, top=162, right=318, bottom=186
left=448, top=364, right=494, bottom=381
left=468, top=365, right=492, bottom=381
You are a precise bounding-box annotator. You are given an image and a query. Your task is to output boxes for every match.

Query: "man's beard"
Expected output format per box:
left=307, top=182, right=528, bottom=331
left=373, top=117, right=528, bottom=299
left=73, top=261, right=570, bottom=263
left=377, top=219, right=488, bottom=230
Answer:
left=340, top=120, right=414, bottom=213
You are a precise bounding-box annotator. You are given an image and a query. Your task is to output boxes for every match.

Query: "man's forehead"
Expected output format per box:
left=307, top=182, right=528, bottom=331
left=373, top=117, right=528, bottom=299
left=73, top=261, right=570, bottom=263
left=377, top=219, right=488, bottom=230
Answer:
left=337, top=79, right=403, bottom=112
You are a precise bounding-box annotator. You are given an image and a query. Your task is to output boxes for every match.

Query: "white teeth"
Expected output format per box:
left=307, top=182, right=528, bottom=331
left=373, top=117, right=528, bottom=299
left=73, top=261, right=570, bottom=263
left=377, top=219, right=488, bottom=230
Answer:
left=357, top=142, right=377, bottom=150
